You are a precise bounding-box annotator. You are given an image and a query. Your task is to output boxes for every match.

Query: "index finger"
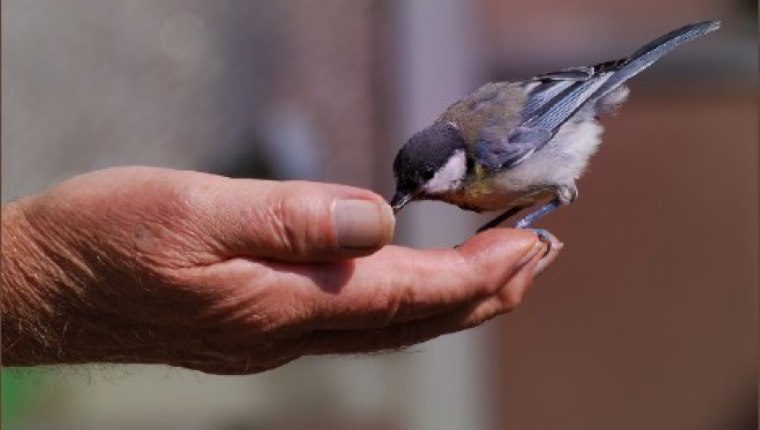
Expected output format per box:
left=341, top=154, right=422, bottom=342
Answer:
left=208, top=228, right=545, bottom=333
left=308, top=228, right=545, bottom=328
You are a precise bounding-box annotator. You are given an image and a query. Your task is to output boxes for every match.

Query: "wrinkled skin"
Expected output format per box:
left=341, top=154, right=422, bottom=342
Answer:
left=1, top=167, right=560, bottom=375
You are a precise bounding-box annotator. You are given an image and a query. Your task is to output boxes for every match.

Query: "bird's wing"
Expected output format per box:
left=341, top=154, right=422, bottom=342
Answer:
left=474, top=20, right=720, bottom=172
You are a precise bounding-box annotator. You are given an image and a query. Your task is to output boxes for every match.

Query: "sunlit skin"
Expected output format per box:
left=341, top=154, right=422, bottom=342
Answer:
left=1, top=166, right=561, bottom=374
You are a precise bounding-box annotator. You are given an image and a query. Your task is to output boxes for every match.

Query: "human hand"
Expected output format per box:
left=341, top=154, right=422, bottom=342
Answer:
left=1, top=167, right=561, bottom=374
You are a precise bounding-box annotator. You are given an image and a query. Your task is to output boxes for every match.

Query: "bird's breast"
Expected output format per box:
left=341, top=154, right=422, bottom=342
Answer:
left=438, top=174, right=551, bottom=212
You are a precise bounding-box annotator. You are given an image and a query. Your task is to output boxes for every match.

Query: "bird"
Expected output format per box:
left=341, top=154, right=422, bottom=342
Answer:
left=390, top=20, right=720, bottom=246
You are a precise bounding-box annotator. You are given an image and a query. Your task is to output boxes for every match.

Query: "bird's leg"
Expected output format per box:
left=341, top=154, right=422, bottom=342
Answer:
left=512, top=186, right=576, bottom=252
left=506, top=198, right=562, bottom=253
left=513, top=198, right=562, bottom=229
left=514, top=186, right=576, bottom=229
left=477, top=186, right=576, bottom=254
left=476, top=205, right=526, bottom=233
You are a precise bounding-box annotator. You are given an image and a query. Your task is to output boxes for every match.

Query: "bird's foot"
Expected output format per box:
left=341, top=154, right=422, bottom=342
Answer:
left=476, top=198, right=563, bottom=257
left=520, top=228, right=556, bottom=256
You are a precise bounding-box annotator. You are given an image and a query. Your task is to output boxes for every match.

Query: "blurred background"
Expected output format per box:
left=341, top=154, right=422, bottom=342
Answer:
left=1, top=0, right=756, bottom=429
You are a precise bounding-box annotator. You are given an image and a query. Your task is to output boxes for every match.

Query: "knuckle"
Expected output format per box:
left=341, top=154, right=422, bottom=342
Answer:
left=383, top=289, right=403, bottom=325
left=262, top=183, right=330, bottom=256
left=130, top=181, right=201, bottom=250
left=365, top=289, right=395, bottom=326
left=366, top=287, right=400, bottom=327
left=460, top=256, right=495, bottom=298
left=499, top=284, right=525, bottom=310
left=394, top=279, right=418, bottom=320
left=469, top=271, right=494, bottom=299
left=377, top=275, right=417, bottom=326
left=264, top=197, right=299, bottom=253
left=143, top=175, right=199, bottom=223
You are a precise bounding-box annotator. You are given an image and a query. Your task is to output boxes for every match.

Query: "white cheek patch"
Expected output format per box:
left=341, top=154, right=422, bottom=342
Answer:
left=424, top=150, right=467, bottom=194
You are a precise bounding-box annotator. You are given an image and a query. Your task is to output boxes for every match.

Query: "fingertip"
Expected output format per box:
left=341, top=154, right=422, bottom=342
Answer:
left=281, top=182, right=395, bottom=252
left=377, top=200, right=396, bottom=245
left=385, top=205, right=397, bottom=242
left=333, top=199, right=395, bottom=252
left=454, top=228, right=551, bottom=292
left=534, top=239, right=563, bottom=277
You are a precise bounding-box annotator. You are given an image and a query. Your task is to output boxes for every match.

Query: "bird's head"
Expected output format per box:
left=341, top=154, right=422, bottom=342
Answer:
left=391, top=122, right=468, bottom=213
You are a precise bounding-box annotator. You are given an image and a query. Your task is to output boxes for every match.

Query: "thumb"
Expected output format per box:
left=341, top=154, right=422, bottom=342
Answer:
left=209, top=180, right=396, bottom=262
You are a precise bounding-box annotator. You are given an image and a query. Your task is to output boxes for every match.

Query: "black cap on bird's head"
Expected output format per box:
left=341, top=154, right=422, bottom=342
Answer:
left=391, top=122, right=467, bottom=213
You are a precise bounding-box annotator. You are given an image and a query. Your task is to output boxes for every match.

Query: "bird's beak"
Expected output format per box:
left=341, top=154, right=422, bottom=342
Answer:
left=390, top=189, right=414, bottom=214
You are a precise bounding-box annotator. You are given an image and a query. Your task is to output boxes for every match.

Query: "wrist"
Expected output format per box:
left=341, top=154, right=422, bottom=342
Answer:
left=1, top=197, right=91, bottom=366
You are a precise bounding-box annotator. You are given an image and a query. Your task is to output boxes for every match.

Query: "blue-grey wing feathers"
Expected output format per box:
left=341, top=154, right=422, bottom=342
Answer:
left=475, top=20, right=720, bottom=172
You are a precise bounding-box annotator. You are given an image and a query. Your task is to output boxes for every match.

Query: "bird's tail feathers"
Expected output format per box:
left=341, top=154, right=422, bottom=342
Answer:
left=592, top=20, right=720, bottom=101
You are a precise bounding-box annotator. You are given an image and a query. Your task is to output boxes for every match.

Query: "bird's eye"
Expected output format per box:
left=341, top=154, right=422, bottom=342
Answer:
left=422, top=168, right=435, bottom=181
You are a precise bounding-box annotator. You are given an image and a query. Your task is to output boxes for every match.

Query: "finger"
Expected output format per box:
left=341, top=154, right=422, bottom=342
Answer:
left=533, top=230, right=564, bottom=276
left=303, top=249, right=548, bottom=355
left=307, top=229, right=544, bottom=328
left=175, top=243, right=553, bottom=375
left=195, top=228, right=546, bottom=333
left=203, top=179, right=395, bottom=262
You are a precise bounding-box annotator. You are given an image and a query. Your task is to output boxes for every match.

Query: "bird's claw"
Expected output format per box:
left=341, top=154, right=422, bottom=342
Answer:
left=520, top=228, right=555, bottom=257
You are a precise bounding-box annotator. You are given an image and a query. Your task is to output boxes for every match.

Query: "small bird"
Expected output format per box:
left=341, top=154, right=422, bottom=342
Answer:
left=390, top=21, right=720, bottom=245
